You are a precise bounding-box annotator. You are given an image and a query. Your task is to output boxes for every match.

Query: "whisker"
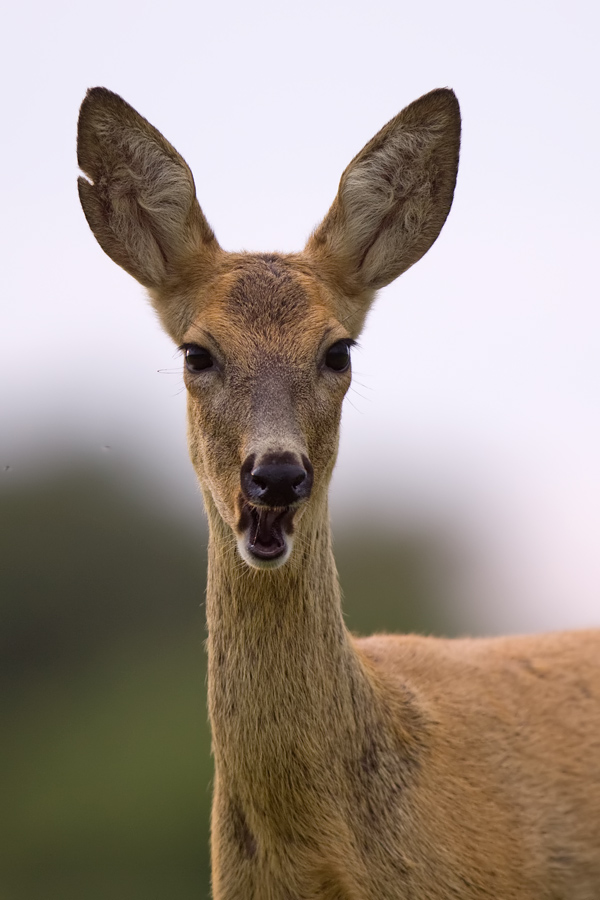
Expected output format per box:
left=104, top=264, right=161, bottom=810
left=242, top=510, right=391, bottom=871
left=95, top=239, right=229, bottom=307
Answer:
left=350, top=387, right=370, bottom=403
left=344, top=396, right=363, bottom=414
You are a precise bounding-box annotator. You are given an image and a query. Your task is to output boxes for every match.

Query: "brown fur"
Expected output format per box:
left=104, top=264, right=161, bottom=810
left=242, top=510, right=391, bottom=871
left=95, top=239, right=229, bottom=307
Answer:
left=77, top=86, right=600, bottom=899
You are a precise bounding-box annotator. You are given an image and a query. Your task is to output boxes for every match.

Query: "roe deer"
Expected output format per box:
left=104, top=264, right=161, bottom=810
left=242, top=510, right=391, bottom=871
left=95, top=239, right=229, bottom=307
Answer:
left=77, top=87, right=600, bottom=899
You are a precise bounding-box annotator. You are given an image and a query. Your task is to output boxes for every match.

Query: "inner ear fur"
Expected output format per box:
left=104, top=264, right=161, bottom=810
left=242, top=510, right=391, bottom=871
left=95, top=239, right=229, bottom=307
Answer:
left=306, top=88, right=460, bottom=327
left=77, top=87, right=218, bottom=294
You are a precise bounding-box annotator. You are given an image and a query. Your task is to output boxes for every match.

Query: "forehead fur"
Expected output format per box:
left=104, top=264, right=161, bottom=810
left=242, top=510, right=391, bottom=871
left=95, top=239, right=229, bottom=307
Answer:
left=185, top=253, right=342, bottom=357
left=225, top=254, right=310, bottom=326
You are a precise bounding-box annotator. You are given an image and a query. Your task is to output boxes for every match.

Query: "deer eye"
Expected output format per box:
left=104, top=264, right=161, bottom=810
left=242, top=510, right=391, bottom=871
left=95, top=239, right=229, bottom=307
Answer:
left=183, top=345, right=214, bottom=372
left=324, top=340, right=352, bottom=372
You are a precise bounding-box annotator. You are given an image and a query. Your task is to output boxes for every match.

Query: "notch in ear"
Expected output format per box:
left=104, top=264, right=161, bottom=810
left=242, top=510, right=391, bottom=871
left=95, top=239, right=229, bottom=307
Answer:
left=77, top=87, right=219, bottom=293
left=306, top=88, right=461, bottom=332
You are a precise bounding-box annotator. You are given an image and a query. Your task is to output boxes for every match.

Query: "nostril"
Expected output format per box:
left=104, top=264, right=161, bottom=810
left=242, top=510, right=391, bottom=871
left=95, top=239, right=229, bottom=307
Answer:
left=243, top=461, right=311, bottom=507
left=251, top=472, right=269, bottom=491
left=291, top=471, right=306, bottom=489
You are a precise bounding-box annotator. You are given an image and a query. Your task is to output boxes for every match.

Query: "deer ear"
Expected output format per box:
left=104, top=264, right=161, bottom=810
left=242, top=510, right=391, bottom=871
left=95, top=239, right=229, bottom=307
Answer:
left=306, top=88, right=460, bottom=327
left=77, top=88, right=218, bottom=292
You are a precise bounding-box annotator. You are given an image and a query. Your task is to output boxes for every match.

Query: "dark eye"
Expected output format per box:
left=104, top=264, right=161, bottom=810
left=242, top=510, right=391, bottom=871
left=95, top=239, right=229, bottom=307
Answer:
left=324, top=340, right=352, bottom=372
left=183, top=345, right=214, bottom=372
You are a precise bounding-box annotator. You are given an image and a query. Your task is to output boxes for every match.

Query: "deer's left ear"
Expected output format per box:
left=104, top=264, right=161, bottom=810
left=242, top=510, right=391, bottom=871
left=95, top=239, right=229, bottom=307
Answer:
left=305, top=88, right=460, bottom=332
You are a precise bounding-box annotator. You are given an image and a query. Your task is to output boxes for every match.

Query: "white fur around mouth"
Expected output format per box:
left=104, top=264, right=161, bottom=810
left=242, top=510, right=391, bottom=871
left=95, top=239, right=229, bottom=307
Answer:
left=237, top=533, right=294, bottom=570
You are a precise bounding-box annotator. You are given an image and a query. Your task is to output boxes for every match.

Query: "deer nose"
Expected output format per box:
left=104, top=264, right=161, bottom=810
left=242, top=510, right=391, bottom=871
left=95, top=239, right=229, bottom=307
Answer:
left=241, top=454, right=313, bottom=507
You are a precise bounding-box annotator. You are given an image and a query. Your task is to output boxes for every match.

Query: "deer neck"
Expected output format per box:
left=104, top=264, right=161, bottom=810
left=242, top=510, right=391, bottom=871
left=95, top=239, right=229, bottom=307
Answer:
left=203, top=489, right=375, bottom=828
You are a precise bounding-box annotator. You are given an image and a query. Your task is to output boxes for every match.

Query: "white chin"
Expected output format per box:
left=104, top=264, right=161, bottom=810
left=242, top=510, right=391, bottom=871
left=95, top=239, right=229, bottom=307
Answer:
left=236, top=535, right=294, bottom=570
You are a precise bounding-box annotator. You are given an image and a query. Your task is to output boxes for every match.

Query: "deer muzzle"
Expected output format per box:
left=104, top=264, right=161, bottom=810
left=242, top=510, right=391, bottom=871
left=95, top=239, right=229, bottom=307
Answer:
left=238, top=452, right=314, bottom=567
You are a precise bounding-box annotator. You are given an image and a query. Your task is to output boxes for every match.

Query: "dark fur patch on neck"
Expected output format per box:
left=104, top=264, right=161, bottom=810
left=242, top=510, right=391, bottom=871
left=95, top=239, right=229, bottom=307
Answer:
left=231, top=801, right=258, bottom=860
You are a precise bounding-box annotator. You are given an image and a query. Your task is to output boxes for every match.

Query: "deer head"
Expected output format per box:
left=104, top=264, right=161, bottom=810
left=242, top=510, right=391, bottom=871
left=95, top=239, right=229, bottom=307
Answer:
left=77, top=87, right=460, bottom=569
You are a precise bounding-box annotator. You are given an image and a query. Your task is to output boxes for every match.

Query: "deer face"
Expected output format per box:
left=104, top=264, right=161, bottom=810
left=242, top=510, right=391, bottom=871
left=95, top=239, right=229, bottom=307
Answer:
left=180, top=254, right=353, bottom=568
left=77, top=86, right=460, bottom=569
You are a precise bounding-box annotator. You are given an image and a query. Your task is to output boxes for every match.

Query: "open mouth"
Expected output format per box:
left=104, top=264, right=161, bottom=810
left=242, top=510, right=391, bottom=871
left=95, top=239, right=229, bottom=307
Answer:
left=239, top=503, right=297, bottom=565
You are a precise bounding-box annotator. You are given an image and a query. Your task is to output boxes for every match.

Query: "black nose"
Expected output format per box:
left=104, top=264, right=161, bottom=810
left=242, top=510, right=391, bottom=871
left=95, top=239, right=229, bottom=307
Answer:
left=241, top=454, right=313, bottom=507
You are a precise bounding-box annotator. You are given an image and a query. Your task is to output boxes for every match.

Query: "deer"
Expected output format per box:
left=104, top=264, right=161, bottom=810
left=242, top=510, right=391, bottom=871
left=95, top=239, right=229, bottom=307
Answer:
left=77, top=86, right=600, bottom=899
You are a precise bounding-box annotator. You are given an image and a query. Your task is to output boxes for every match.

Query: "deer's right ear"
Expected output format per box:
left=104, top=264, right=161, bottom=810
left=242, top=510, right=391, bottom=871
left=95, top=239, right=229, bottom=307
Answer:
left=77, top=88, right=219, bottom=329
left=306, top=88, right=460, bottom=334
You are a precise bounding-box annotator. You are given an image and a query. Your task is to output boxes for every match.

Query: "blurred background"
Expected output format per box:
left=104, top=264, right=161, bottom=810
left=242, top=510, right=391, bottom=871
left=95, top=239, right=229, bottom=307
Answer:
left=2, top=0, right=599, bottom=896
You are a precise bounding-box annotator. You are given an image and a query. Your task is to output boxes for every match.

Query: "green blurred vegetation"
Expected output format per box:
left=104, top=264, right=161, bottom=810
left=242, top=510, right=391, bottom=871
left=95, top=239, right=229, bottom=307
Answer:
left=1, top=467, right=459, bottom=899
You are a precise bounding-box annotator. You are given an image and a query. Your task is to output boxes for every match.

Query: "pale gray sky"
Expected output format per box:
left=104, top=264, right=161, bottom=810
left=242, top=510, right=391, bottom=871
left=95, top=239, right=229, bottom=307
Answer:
left=2, top=0, right=599, bottom=633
